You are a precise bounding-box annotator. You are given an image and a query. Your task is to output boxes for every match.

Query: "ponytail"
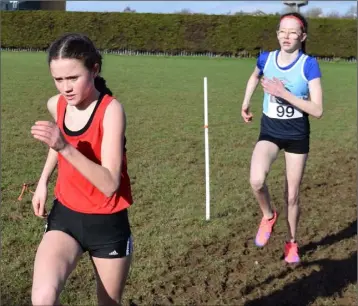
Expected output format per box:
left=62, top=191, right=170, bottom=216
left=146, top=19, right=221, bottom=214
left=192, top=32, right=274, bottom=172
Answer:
left=301, top=41, right=306, bottom=53
left=94, top=76, right=113, bottom=96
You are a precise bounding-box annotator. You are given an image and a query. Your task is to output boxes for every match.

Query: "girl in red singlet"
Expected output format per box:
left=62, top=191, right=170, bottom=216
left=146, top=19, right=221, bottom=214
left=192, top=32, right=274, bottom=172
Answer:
left=31, top=33, right=133, bottom=305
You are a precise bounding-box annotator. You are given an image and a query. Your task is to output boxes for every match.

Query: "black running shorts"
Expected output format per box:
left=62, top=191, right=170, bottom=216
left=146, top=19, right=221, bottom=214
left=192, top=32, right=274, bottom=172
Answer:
left=45, top=199, right=133, bottom=258
left=258, top=133, right=309, bottom=154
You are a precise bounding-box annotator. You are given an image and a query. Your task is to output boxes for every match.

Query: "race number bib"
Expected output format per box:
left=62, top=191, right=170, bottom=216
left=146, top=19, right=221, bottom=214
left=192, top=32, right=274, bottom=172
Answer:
left=266, top=94, right=303, bottom=119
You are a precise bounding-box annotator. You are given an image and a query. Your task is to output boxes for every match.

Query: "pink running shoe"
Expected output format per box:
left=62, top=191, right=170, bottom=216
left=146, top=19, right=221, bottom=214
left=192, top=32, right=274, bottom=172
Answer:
left=255, top=211, right=278, bottom=247
left=284, top=241, right=300, bottom=263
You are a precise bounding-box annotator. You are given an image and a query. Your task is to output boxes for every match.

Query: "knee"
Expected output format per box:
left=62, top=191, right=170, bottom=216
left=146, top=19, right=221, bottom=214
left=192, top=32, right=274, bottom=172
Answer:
left=286, top=191, right=299, bottom=206
left=250, top=176, right=265, bottom=192
left=31, top=286, right=58, bottom=306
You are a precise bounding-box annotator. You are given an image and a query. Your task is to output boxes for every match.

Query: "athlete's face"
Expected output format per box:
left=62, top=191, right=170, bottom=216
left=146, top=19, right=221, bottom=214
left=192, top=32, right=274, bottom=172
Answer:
left=50, top=58, right=99, bottom=106
left=277, top=17, right=307, bottom=53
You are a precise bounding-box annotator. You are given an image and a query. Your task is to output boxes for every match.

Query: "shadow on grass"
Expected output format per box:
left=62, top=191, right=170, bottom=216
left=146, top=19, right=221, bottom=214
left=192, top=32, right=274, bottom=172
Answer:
left=300, top=220, right=357, bottom=255
left=243, top=220, right=357, bottom=306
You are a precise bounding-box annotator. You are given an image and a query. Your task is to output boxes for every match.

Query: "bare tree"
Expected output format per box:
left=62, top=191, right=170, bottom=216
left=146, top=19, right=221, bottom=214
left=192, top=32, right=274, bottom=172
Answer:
left=233, top=10, right=246, bottom=15
left=326, top=10, right=341, bottom=18
left=175, top=8, right=192, bottom=14
left=304, top=7, right=323, bottom=18
left=251, top=9, right=266, bottom=16
left=123, top=6, right=136, bottom=13
left=343, top=4, right=357, bottom=18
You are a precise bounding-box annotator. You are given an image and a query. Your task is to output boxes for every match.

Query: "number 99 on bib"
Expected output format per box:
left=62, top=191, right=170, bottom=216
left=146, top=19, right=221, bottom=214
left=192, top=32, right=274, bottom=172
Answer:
left=266, top=94, right=303, bottom=119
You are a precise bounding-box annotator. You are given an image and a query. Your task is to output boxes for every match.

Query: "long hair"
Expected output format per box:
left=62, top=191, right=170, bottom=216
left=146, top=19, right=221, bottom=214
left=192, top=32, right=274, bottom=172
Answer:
left=48, top=33, right=112, bottom=95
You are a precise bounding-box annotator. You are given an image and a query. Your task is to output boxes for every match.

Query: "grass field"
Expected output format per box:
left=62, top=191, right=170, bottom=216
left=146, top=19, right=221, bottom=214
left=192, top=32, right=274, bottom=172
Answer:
left=1, top=51, right=356, bottom=306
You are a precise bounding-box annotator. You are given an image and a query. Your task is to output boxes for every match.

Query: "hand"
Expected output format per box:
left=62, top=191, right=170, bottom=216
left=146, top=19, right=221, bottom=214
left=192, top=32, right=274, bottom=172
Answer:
left=31, top=121, right=68, bottom=152
left=32, top=181, right=48, bottom=218
left=261, top=77, right=286, bottom=98
left=241, top=105, right=253, bottom=123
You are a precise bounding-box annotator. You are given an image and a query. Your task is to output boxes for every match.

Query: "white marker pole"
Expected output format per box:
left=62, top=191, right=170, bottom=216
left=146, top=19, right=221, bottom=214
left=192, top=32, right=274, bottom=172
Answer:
left=203, top=77, right=210, bottom=221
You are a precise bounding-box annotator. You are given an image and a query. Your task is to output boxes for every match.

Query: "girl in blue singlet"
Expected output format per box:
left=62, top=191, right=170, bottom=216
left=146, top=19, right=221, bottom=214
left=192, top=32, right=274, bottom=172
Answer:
left=241, top=12, right=323, bottom=263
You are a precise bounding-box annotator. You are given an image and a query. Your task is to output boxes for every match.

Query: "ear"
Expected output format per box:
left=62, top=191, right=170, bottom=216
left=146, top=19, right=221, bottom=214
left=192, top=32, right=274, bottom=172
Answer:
left=92, top=63, right=100, bottom=78
left=301, top=33, right=307, bottom=43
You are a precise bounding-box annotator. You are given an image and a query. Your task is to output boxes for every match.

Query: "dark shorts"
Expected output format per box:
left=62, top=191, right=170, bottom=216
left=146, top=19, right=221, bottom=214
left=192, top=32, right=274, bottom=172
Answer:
left=258, top=133, right=310, bottom=154
left=45, top=199, right=133, bottom=258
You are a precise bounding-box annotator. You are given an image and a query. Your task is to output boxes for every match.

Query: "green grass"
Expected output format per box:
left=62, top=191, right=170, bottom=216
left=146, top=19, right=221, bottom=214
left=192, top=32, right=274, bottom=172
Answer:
left=1, top=51, right=356, bottom=305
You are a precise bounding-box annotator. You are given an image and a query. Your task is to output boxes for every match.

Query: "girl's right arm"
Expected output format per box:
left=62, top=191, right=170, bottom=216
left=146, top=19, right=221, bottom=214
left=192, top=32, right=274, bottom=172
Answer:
left=32, top=94, right=60, bottom=217
left=241, top=66, right=262, bottom=122
left=242, top=66, right=262, bottom=110
left=38, top=94, right=60, bottom=184
left=32, top=147, right=58, bottom=217
left=37, top=148, right=58, bottom=185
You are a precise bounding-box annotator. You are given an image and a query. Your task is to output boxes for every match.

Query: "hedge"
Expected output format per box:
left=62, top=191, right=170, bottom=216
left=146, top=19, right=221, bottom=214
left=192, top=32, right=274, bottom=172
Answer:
left=1, top=11, right=356, bottom=58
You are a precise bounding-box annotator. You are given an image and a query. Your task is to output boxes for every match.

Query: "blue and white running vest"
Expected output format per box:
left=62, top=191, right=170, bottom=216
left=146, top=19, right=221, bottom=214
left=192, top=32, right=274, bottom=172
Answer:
left=260, top=50, right=310, bottom=140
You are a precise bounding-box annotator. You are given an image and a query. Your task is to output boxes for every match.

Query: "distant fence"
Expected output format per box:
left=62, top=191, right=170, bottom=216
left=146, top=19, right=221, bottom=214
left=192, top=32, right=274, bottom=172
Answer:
left=1, top=47, right=356, bottom=63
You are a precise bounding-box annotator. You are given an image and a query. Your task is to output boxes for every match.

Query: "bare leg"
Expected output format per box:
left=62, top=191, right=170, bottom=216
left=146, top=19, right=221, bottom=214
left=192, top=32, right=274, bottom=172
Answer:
left=91, top=253, right=132, bottom=306
left=250, top=140, right=280, bottom=219
left=31, top=230, right=83, bottom=306
left=284, top=152, right=308, bottom=242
